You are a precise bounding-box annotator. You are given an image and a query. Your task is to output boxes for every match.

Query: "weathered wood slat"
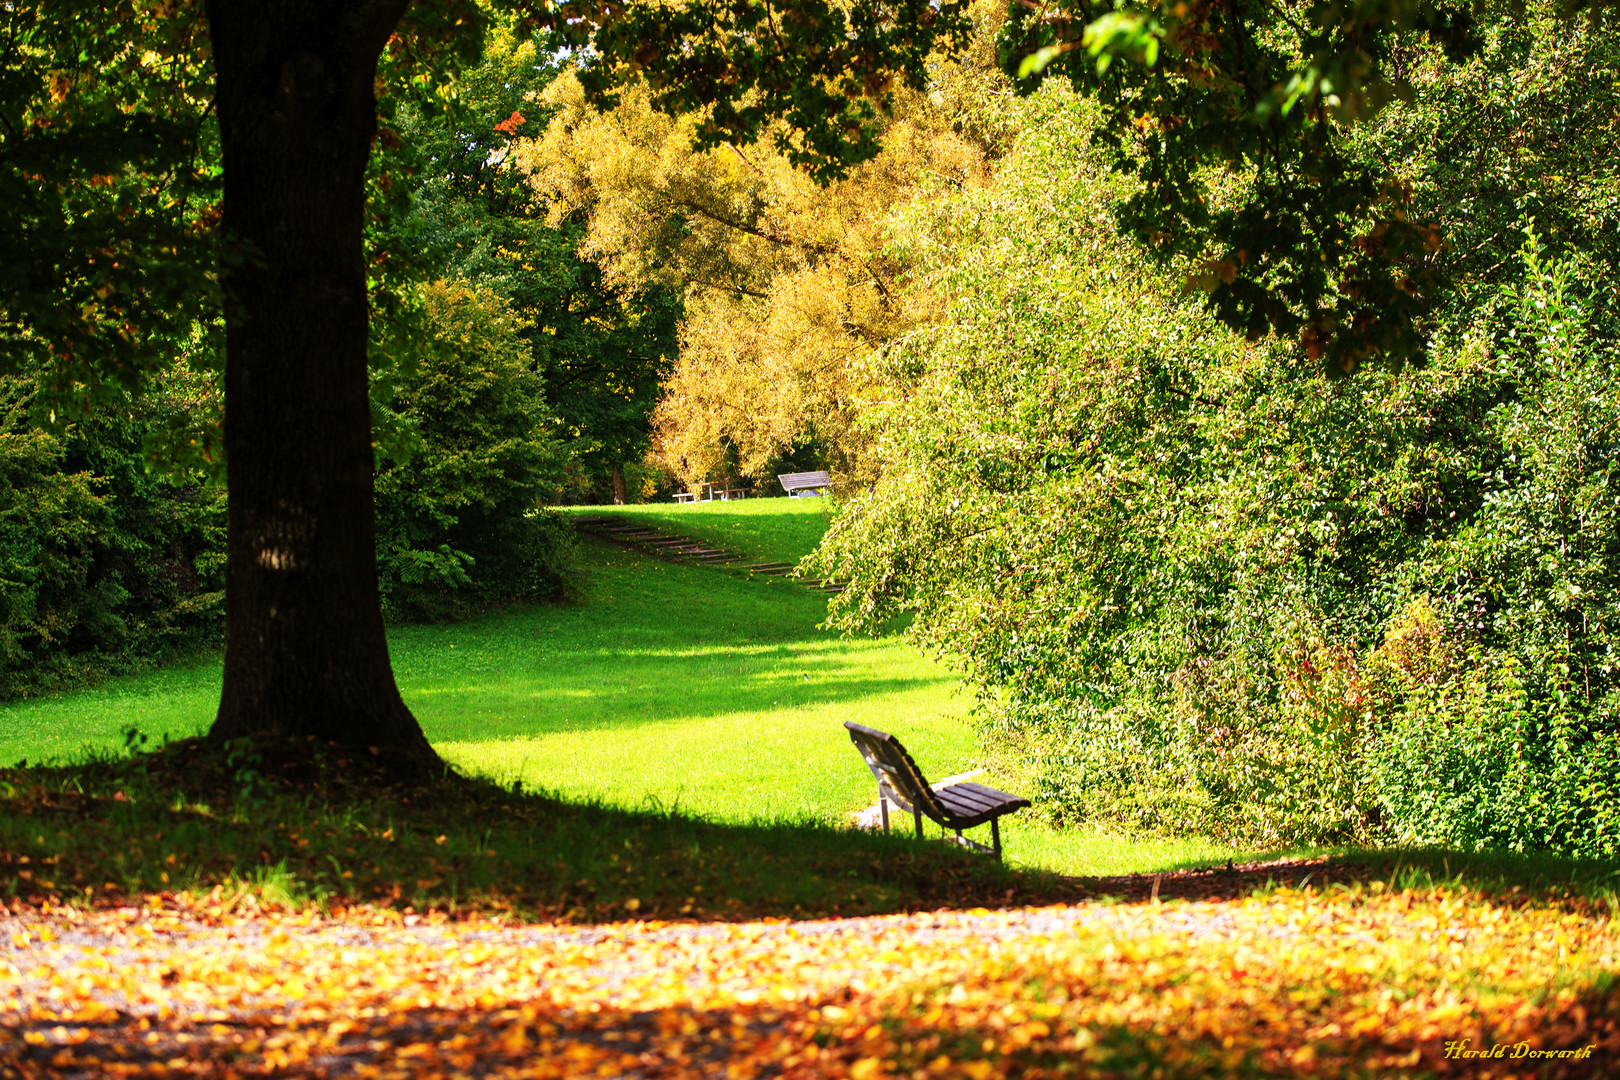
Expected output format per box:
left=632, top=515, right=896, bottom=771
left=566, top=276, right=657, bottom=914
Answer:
left=843, top=721, right=1030, bottom=860
left=778, top=470, right=832, bottom=497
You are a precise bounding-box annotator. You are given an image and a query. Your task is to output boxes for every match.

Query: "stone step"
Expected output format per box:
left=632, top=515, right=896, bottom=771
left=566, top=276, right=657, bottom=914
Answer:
left=572, top=516, right=839, bottom=594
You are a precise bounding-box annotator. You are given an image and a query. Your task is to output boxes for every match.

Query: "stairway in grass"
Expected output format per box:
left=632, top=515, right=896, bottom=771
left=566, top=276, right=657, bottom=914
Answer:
left=572, top=515, right=845, bottom=594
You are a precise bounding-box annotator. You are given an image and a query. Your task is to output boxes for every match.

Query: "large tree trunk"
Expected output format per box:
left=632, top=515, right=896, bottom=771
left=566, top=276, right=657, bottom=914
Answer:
left=612, top=464, right=627, bottom=505
left=206, top=0, right=440, bottom=775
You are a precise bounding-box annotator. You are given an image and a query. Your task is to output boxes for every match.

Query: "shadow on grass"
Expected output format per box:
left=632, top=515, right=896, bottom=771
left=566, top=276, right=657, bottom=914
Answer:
left=0, top=736, right=1074, bottom=922
left=8, top=737, right=1616, bottom=923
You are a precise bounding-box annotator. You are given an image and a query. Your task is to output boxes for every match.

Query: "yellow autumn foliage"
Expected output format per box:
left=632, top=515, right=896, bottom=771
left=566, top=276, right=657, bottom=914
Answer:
left=514, top=2, right=1013, bottom=489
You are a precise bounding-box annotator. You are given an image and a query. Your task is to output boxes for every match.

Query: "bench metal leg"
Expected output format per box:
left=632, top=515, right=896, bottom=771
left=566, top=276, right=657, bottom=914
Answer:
left=914, top=805, right=923, bottom=841
left=879, top=792, right=890, bottom=833
left=991, top=817, right=1001, bottom=861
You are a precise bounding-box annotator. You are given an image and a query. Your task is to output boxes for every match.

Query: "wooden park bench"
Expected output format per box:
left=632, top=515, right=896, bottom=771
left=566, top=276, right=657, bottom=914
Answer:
left=778, top=470, right=831, bottom=498
left=844, top=721, right=1030, bottom=861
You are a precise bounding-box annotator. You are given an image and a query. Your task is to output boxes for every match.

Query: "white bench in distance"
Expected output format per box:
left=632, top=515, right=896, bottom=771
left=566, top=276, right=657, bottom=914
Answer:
left=778, top=470, right=831, bottom=498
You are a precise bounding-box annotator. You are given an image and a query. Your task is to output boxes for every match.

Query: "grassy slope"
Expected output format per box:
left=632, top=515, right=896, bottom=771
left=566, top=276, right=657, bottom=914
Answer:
left=0, top=499, right=1231, bottom=876
left=417, top=535, right=971, bottom=825
left=559, top=498, right=836, bottom=566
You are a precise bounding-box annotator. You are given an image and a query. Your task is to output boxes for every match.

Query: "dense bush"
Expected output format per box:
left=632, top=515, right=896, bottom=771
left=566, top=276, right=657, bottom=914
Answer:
left=374, top=280, right=576, bottom=622
left=0, top=378, right=226, bottom=696
left=0, top=278, right=579, bottom=691
left=811, top=64, right=1620, bottom=856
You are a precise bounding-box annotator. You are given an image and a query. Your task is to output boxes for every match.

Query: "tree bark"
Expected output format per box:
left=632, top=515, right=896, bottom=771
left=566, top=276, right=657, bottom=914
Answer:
left=206, top=0, right=440, bottom=775
left=612, top=464, right=627, bottom=505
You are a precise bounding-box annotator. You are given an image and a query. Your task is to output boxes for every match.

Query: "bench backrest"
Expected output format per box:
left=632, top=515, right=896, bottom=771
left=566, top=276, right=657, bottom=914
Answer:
left=843, top=721, right=947, bottom=824
left=778, top=470, right=831, bottom=491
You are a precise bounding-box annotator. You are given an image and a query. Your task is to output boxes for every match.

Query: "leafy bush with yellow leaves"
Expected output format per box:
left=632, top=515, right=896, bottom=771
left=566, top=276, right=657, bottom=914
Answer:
left=810, top=80, right=1620, bottom=856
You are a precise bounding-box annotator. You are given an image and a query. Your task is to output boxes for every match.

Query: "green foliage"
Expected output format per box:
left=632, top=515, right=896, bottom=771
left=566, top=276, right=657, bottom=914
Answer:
left=0, top=0, right=221, bottom=413
left=1363, top=239, right=1620, bottom=854
left=382, top=27, right=680, bottom=503
left=1349, top=9, right=1620, bottom=321
left=567, top=0, right=974, bottom=183
left=374, top=281, right=573, bottom=622
left=811, top=86, right=1620, bottom=858
left=0, top=377, right=225, bottom=697
left=995, top=0, right=1617, bottom=372
left=0, top=388, right=114, bottom=686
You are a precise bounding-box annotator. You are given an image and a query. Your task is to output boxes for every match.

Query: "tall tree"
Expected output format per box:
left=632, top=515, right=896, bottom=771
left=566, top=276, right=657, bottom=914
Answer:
left=5, top=0, right=958, bottom=776
left=202, top=0, right=434, bottom=767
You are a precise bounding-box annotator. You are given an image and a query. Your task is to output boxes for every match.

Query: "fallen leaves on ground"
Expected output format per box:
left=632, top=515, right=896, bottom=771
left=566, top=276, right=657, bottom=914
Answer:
left=2, top=880, right=1615, bottom=1078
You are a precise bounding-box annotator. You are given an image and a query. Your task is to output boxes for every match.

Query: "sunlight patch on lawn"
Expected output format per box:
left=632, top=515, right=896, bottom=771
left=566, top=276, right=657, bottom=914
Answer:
left=436, top=678, right=978, bottom=826
left=993, top=820, right=1243, bottom=877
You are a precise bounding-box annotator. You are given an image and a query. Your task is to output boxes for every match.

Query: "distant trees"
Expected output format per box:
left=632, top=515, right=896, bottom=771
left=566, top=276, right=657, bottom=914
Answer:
left=381, top=27, right=681, bottom=506
left=519, top=3, right=1009, bottom=490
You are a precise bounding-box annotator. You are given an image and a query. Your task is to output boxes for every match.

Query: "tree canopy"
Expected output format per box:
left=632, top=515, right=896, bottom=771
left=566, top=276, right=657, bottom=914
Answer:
left=517, top=14, right=1009, bottom=488
left=7, top=0, right=1619, bottom=797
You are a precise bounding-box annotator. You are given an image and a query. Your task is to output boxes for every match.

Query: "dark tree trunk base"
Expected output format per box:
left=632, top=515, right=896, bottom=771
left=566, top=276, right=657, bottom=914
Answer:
left=204, top=732, right=448, bottom=789
left=205, top=0, right=441, bottom=784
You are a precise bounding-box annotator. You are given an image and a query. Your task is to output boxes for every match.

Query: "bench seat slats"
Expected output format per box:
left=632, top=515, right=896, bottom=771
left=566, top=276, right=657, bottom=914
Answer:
left=779, top=470, right=832, bottom=497
left=937, top=783, right=1027, bottom=816
left=844, top=721, right=1029, bottom=859
left=936, top=784, right=1030, bottom=828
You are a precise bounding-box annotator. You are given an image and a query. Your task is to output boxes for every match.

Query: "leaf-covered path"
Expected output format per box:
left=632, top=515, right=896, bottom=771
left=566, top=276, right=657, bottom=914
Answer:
left=4, top=879, right=1615, bottom=1079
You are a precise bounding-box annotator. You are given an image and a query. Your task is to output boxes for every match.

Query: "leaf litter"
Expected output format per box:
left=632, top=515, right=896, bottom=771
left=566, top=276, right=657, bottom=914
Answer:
left=2, top=880, right=1616, bottom=1078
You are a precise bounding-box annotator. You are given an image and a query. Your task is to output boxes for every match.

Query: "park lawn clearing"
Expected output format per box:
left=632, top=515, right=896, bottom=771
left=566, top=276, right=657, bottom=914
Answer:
left=416, top=536, right=970, bottom=826
left=0, top=502, right=1233, bottom=877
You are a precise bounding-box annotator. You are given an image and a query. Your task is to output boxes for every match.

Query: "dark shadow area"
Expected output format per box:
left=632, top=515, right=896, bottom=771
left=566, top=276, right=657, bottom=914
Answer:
left=8, top=738, right=1619, bottom=923
left=0, top=736, right=1075, bottom=924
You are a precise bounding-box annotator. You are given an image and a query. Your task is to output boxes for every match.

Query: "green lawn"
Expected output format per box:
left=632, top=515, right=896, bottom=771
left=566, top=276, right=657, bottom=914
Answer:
left=560, top=497, right=837, bottom=567
left=0, top=500, right=1236, bottom=877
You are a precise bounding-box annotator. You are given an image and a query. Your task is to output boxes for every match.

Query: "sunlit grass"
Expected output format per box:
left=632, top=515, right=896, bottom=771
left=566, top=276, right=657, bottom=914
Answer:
left=0, top=657, right=221, bottom=767
left=417, top=537, right=978, bottom=825
left=559, top=497, right=836, bottom=567
left=994, top=822, right=1239, bottom=877
left=0, top=500, right=1244, bottom=877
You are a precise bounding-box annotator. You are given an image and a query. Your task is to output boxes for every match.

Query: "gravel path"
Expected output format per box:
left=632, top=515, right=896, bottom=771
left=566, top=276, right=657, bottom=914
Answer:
left=0, top=899, right=1321, bottom=1077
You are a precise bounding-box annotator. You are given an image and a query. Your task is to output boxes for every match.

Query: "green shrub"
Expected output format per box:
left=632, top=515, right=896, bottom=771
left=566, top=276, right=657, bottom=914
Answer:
left=374, top=280, right=576, bottom=621
left=813, top=82, right=1620, bottom=857
left=0, top=378, right=226, bottom=696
